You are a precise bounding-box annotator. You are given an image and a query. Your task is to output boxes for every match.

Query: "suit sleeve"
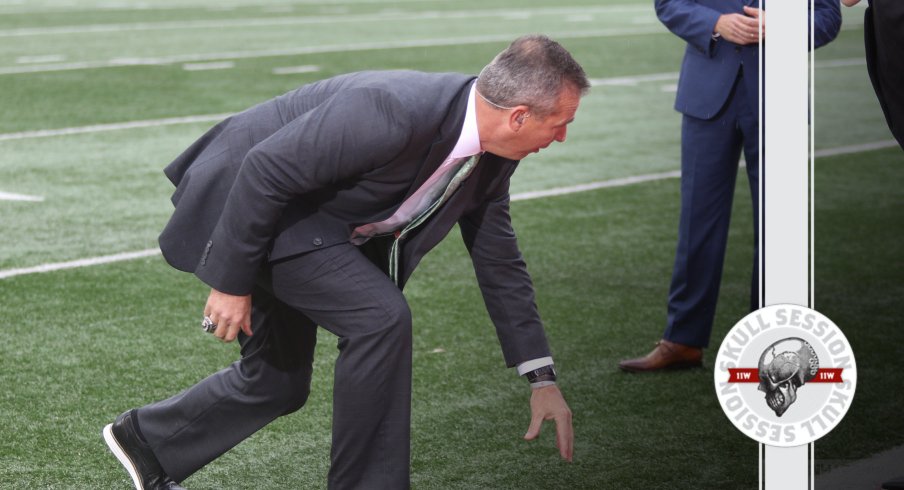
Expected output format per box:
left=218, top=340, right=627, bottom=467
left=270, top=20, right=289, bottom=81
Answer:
left=813, top=0, right=842, bottom=49
left=197, top=87, right=413, bottom=294
left=655, top=0, right=723, bottom=56
left=459, top=173, right=552, bottom=368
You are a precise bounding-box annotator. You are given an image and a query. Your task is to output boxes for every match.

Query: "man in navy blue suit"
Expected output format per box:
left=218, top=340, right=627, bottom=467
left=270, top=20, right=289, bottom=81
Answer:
left=619, top=0, right=841, bottom=372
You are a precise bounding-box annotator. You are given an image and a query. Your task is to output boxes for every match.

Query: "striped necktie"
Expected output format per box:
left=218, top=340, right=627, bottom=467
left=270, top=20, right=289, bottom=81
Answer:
left=349, top=153, right=480, bottom=283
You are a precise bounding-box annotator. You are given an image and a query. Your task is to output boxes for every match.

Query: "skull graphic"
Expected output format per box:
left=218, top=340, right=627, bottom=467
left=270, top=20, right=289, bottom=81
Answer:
left=757, top=338, right=819, bottom=417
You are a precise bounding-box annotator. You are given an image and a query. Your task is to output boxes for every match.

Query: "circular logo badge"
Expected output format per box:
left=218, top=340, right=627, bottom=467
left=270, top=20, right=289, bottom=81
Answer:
left=713, top=304, right=857, bottom=447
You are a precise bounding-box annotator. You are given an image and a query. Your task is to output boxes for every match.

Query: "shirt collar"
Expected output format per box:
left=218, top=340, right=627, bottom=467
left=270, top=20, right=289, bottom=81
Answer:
left=448, top=82, right=482, bottom=159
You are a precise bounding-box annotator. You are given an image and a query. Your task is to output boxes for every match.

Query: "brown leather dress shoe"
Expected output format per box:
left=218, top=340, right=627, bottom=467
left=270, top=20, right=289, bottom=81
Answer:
left=618, top=339, right=703, bottom=372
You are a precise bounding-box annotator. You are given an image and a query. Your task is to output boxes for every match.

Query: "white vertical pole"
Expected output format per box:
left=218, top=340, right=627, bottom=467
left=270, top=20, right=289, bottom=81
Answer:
left=761, top=0, right=813, bottom=489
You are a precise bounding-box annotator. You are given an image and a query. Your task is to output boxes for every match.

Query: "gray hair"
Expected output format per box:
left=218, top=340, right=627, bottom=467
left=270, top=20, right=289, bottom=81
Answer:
left=476, top=34, right=589, bottom=118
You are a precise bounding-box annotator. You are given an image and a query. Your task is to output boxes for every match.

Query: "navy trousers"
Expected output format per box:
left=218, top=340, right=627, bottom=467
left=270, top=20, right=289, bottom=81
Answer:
left=137, top=242, right=413, bottom=489
left=663, top=73, right=760, bottom=348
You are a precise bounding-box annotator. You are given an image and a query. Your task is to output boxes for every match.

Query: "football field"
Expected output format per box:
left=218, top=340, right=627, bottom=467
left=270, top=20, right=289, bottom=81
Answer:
left=1, top=1, right=901, bottom=488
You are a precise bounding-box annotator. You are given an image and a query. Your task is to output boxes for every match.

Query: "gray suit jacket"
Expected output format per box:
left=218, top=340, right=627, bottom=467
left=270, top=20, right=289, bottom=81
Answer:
left=158, top=70, right=550, bottom=367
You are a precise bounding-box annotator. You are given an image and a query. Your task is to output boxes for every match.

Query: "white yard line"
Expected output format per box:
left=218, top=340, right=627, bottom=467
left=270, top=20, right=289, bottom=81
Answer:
left=511, top=170, right=681, bottom=201
left=0, top=67, right=682, bottom=141
left=0, top=0, right=446, bottom=16
left=588, top=58, right=866, bottom=87
left=591, top=72, right=677, bottom=86
left=816, top=58, right=866, bottom=69
left=182, top=61, right=235, bottom=71
left=272, top=65, right=320, bottom=75
left=0, top=249, right=161, bottom=279
left=0, top=5, right=649, bottom=37
left=0, top=170, right=681, bottom=280
left=15, top=54, right=66, bottom=64
left=813, top=140, right=899, bottom=157
left=0, top=113, right=232, bottom=141
left=0, top=28, right=664, bottom=76
left=0, top=59, right=152, bottom=75
left=2, top=136, right=894, bottom=280
left=0, top=56, right=875, bottom=143
left=0, top=17, right=864, bottom=78
left=0, top=191, right=44, bottom=202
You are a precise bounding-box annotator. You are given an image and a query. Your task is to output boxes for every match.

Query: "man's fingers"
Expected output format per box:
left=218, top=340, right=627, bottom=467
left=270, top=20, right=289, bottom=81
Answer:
left=212, top=320, right=226, bottom=339
left=731, top=21, right=760, bottom=45
left=204, top=302, right=252, bottom=342
left=525, top=385, right=573, bottom=460
left=555, top=414, right=574, bottom=462
left=204, top=289, right=252, bottom=341
left=717, top=14, right=760, bottom=45
left=241, top=310, right=253, bottom=337
left=523, top=414, right=543, bottom=441
left=223, top=323, right=243, bottom=342
left=208, top=317, right=243, bottom=342
left=740, top=14, right=759, bottom=26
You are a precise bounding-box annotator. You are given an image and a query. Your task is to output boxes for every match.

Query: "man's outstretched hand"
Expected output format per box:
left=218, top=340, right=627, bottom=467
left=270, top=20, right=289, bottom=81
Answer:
left=524, top=384, right=573, bottom=462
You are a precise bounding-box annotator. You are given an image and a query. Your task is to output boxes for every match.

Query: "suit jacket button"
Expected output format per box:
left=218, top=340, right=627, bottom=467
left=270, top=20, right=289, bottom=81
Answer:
left=312, top=237, right=323, bottom=246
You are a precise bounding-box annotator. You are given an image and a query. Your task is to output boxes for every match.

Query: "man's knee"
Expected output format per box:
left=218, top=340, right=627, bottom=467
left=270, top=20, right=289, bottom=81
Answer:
left=236, top=351, right=314, bottom=415
left=373, top=295, right=413, bottom=348
left=250, top=364, right=312, bottom=416
left=280, top=375, right=311, bottom=415
left=336, top=295, right=412, bottom=357
left=382, top=295, right=412, bottom=333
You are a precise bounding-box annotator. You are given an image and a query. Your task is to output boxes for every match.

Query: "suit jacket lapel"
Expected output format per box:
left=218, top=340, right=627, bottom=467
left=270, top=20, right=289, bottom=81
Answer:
left=396, top=153, right=518, bottom=288
left=400, top=80, right=474, bottom=201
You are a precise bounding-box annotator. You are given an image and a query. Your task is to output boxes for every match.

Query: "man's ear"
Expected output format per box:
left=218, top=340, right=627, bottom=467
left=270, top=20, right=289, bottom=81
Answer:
left=509, top=106, right=530, bottom=131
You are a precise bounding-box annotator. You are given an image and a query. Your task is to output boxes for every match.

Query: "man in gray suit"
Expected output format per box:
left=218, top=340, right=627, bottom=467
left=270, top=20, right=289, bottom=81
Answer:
left=103, top=35, right=589, bottom=489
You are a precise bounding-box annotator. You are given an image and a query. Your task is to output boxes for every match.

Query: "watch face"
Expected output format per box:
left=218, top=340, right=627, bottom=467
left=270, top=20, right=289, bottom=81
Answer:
left=526, top=365, right=556, bottom=382
left=534, top=366, right=555, bottom=377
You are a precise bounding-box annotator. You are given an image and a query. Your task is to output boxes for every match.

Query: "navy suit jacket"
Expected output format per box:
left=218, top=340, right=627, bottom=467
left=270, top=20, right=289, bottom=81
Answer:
left=655, top=0, right=841, bottom=120
left=158, top=70, right=550, bottom=367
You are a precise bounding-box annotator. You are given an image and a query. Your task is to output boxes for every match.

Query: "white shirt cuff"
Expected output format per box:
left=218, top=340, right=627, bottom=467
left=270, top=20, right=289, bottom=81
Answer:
left=516, top=357, right=554, bottom=376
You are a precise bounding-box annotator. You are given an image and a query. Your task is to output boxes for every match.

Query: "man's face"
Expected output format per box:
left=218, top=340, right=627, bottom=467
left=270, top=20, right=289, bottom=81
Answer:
left=496, top=87, right=581, bottom=161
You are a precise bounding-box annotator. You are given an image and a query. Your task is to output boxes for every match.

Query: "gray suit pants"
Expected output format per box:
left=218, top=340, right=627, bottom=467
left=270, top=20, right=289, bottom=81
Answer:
left=136, top=242, right=413, bottom=489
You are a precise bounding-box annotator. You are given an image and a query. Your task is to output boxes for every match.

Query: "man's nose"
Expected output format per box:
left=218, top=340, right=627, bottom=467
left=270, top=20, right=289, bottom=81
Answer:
left=555, top=127, right=567, bottom=143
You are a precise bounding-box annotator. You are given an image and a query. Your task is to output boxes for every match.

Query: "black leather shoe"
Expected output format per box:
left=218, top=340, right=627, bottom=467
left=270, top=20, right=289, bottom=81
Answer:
left=103, top=410, right=186, bottom=490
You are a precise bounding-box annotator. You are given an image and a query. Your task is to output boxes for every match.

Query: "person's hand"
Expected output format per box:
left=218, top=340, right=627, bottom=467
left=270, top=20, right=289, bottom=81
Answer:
left=523, top=384, right=573, bottom=462
left=204, top=288, right=252, bottom=342
left=715, top=8, right=764, bottom=45
left=743, top=6, right=765, bottom=42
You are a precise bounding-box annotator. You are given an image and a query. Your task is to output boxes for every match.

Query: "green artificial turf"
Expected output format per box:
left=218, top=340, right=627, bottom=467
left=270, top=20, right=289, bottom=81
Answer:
left=0, top=1, right=900, bottom=488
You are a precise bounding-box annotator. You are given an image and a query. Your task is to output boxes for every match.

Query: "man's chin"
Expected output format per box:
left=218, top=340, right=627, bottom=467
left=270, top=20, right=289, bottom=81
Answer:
left=491, top=149, right=533, bottom=161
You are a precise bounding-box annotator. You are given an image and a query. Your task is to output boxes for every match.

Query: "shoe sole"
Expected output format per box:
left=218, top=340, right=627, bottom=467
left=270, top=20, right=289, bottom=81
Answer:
left=618, top=361, right=703, bottom=373
left=103, top=423, right=145, bottom=490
